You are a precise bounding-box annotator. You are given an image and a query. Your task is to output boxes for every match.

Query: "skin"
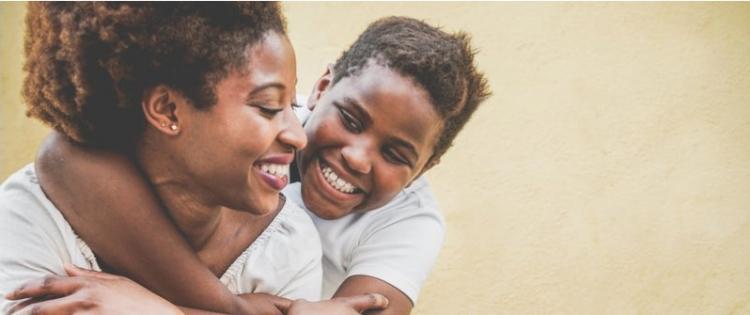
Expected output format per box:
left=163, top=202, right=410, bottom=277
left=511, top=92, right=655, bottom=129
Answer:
left=26, top=62, right=444, bottom=315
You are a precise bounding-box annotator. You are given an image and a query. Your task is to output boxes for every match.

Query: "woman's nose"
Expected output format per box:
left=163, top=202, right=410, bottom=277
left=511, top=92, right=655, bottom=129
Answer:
left=278, top=109, right=307, bottom=150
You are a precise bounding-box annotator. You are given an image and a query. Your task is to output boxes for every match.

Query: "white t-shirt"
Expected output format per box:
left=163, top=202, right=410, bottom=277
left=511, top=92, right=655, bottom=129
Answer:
left=0, top=164, right=322, bottom=313
left=284, top=177, right=445, bottom=304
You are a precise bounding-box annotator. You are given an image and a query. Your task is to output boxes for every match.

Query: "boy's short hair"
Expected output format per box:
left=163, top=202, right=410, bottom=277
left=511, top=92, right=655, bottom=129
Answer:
left=23, top=2, right=286, bottom=148
left=332, top=16, right=491, bottom=164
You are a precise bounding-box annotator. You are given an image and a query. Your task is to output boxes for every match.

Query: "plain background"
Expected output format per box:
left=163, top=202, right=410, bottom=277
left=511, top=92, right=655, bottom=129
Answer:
left=2, top=3, right=749, bottom=314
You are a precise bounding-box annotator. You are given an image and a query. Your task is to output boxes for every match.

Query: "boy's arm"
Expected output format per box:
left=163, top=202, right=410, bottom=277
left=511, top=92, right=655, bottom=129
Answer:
left=334, top=276, right=412, bottom=315
left=329, top=193, right=446, bottom=315
left=35, top=132, right=242, bottom=314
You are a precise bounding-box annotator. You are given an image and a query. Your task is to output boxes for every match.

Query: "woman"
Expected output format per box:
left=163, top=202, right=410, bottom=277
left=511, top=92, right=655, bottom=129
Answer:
left=0, top=3, right=385, bottom=315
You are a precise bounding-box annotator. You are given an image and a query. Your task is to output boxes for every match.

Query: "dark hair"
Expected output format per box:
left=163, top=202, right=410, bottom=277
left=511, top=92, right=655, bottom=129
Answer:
left=332, top=16, right=491, bottom=164
left=23, top=2, right=286, bottom=148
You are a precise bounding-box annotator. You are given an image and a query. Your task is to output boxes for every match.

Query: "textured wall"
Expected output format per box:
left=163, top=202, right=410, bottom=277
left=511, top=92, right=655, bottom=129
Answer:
left=2, top=3, right=750, bottom=314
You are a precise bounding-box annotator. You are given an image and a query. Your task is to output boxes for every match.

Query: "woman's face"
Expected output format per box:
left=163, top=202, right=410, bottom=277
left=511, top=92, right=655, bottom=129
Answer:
left=174, top=31, right=305, bottom=215
left=298, top=64, right=443, bottom=219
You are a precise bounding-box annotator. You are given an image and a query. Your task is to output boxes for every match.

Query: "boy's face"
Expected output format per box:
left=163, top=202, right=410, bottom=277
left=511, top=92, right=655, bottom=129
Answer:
left=298, top=64, right=443, bottom=219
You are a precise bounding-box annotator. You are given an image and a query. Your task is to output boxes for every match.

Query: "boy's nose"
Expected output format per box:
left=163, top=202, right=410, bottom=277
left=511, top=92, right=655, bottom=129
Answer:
left=341, top=143, right=371, bottom=174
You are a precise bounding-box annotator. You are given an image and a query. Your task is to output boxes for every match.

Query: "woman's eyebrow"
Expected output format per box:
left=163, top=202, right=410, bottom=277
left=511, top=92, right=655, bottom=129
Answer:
left=247, top=82, right=286, bottom=99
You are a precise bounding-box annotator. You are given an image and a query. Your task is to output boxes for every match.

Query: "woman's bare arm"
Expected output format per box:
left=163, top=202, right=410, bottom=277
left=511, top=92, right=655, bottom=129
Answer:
left=35, top=132, right=246, bottom=314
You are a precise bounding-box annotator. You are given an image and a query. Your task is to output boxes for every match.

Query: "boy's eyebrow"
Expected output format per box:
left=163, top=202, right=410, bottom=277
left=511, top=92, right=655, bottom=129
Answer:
left=342, top=97, right=372, bottom=126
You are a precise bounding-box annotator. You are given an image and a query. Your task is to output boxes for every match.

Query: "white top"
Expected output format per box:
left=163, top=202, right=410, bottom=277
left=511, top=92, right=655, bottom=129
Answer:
left=0, top=164, right=322, bottom=313
left=284, top=178, right=445, bottom=304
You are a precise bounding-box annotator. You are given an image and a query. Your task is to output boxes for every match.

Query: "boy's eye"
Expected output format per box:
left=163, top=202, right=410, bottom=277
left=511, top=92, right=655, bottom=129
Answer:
left=384, top=148, right=411, bottom=166
left=338, top=107, right=362, bottom=133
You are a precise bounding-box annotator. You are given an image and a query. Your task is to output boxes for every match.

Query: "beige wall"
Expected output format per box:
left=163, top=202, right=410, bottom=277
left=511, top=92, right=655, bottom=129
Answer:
left=2, top=2, right=749, bottom=314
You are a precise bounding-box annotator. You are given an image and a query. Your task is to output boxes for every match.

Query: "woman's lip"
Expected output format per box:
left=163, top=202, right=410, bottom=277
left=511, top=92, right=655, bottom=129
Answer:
left=257, top=169, right=288, bottom=190
left=256, top=153, right=295, bottom=165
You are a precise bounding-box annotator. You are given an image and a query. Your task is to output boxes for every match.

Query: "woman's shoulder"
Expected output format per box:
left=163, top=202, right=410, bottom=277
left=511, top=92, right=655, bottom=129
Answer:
left=219, top=195, right=321, bottom=297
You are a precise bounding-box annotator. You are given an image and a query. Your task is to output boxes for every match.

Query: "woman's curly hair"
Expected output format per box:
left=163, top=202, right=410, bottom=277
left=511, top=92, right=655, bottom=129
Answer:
left=332, top=16, right=491, bottom=164
left=23, top=2, right=286, bottom=149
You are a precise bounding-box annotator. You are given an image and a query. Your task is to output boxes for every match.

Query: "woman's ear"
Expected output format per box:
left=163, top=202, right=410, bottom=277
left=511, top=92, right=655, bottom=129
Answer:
left=141, top=85, right=183, bottom=135
left=306, top=63, right=335, bottom=111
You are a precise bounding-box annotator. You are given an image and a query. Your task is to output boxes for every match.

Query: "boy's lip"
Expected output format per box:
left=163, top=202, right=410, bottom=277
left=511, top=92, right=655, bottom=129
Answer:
left=310, top=157, right=366, bottom=208
left=317, top=157, right=368, bottom=194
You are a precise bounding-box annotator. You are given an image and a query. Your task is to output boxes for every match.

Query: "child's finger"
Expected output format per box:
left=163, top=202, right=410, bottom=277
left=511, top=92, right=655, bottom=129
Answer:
left=5, top=275, right=82, bottom=300
left=334, top=293, right=389, bottom=312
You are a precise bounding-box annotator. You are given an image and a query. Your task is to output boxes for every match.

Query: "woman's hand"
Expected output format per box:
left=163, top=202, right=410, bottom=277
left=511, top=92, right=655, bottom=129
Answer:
left=287, top=294, right=389, bottom=315
left=5, top=264, right=183, bottom=315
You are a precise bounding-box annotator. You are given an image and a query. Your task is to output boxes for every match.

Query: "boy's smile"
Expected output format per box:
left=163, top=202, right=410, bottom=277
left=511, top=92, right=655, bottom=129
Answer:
left=298, top=63, right=443, bottom=219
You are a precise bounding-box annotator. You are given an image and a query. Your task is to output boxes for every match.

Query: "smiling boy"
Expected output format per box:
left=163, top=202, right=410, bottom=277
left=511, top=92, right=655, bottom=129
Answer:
left=23, top=16, right=490, bottom=315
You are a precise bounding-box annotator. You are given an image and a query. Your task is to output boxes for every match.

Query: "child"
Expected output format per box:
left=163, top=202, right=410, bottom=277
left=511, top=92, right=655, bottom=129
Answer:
left=27, top=16, right=490, bottom=315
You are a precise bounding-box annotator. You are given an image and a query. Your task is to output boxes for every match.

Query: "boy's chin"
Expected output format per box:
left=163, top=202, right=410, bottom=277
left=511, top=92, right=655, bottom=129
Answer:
left=308, top=203, right=351, bottom=220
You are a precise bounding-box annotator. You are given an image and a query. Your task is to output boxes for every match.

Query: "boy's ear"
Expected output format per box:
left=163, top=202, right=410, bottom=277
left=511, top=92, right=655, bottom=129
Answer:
left=306, top=63, right=335, bottom=111
left=141, top=85, right=183, bottom=136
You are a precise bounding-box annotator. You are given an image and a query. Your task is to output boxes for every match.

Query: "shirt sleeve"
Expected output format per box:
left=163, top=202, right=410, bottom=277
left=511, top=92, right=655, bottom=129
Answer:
left=346, top=205, right=445, bottom=304
left=0, top=201, right=68, bottom=313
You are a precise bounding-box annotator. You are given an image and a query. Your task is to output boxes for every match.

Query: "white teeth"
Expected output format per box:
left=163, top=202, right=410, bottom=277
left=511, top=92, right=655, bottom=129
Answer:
left=321, top=165, right=357, bottom=194
left=260, top=163, right=289, bottom=178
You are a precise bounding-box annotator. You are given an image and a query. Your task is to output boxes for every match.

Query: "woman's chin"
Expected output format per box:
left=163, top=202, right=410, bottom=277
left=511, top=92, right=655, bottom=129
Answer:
left=244, top=195, right=281, bottom=216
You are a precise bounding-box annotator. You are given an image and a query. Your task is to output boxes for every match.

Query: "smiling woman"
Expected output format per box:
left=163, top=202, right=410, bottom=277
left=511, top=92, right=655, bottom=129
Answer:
left=0, top=2, right=324, bottom=314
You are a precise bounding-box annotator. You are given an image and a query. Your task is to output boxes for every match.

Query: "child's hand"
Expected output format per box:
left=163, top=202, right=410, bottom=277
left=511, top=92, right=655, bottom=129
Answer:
left=287, top=294, right=389, bottom=315
left=6, top=264, right=183, bottom=315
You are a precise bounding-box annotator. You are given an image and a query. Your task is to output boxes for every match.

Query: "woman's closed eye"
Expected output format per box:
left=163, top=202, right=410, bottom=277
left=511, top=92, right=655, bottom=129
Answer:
left=253, top=104, right=284, bottom=117
left=255, top=102, right=301, bottom=118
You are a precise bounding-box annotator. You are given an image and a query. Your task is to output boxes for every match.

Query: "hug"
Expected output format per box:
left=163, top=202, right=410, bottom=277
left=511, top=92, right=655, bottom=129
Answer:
left=0, top=2, right=489, bottom=315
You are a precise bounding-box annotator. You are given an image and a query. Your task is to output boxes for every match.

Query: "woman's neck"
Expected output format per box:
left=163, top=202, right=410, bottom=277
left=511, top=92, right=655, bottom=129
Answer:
left=134, top=137, right=226, bottom=251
